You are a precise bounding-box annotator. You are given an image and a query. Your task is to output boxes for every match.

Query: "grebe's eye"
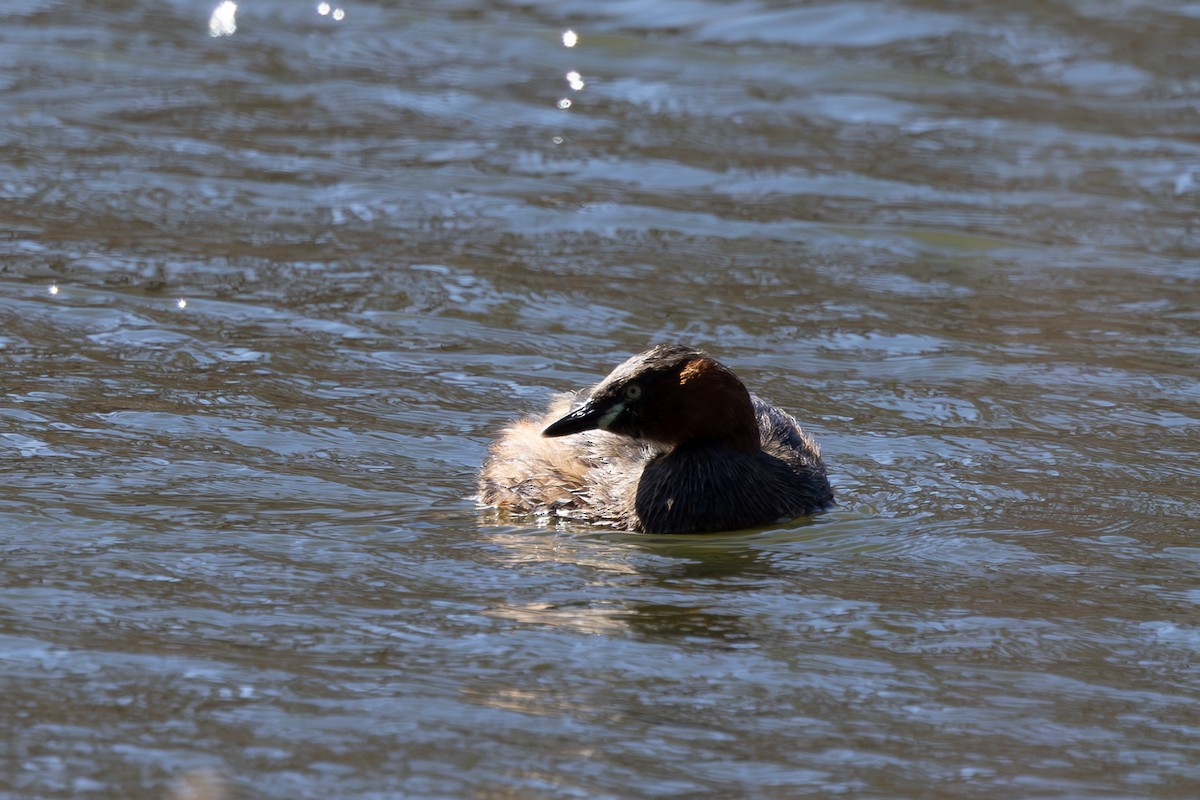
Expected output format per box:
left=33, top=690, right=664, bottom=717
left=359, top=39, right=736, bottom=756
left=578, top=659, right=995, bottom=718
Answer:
left=624, top=383, right=642, bottom=401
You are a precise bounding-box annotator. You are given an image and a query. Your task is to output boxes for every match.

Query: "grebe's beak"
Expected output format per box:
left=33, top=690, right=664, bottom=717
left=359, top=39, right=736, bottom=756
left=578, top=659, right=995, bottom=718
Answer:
left=542, top=397, right=617, bottom=438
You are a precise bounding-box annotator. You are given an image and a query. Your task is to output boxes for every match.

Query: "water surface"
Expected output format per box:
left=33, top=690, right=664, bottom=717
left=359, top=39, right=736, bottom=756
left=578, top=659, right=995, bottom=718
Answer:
left=2, top=0, right=1199, bottom=797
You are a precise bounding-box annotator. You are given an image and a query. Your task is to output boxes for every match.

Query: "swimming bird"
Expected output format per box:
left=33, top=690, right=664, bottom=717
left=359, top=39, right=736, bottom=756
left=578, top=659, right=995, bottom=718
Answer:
left=478, top=344, right=833, bottom=533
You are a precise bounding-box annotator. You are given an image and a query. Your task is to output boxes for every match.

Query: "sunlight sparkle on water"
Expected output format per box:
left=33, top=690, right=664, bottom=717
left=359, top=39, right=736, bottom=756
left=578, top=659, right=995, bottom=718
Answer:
left=48, top=284, right=59, bottom=296
left=566, top=71, right=585, bottom=91
left=562, top=30, right=578, bottom=48
left=177, top=298, right=188, bottom=310
left=208, top=1, right=237, bottom=37
left=317, top=3, right=345, bottom=20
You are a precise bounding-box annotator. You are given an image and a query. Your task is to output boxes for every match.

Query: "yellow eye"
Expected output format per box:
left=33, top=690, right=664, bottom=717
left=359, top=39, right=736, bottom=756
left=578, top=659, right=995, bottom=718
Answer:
left=624, top=383, right=642, bottom=401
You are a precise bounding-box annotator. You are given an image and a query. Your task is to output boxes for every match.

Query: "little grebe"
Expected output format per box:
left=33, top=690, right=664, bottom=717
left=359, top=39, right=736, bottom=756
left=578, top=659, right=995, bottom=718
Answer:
left=478, top=345, right=833, bottom=534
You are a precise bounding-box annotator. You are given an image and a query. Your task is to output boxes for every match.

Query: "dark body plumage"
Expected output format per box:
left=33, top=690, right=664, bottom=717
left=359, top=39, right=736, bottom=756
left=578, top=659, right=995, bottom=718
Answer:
left=478, top=345, right=833, bottom=534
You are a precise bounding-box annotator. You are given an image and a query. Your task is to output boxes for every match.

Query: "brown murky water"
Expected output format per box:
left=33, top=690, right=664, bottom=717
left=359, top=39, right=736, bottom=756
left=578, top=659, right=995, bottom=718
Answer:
left=3, top=0, right=1199, bottom=797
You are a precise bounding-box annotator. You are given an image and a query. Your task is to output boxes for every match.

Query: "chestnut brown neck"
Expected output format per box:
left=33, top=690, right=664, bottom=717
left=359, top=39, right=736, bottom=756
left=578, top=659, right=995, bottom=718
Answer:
left=647, top=358, right=760, bottom=453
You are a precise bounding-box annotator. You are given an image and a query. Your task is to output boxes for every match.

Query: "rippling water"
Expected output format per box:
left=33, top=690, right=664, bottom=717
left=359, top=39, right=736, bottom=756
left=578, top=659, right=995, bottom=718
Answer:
left=3, top=0, right=1199, bottom=797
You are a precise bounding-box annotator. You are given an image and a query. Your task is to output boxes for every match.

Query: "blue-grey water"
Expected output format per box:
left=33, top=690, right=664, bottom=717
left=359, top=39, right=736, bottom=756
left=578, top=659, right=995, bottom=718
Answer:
left=3, top=1, right=1199, bottom=797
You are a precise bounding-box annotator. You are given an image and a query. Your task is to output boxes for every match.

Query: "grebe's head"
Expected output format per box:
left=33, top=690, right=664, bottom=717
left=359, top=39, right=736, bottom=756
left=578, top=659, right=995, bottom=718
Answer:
left=542, top=345, right=760, bottom=452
